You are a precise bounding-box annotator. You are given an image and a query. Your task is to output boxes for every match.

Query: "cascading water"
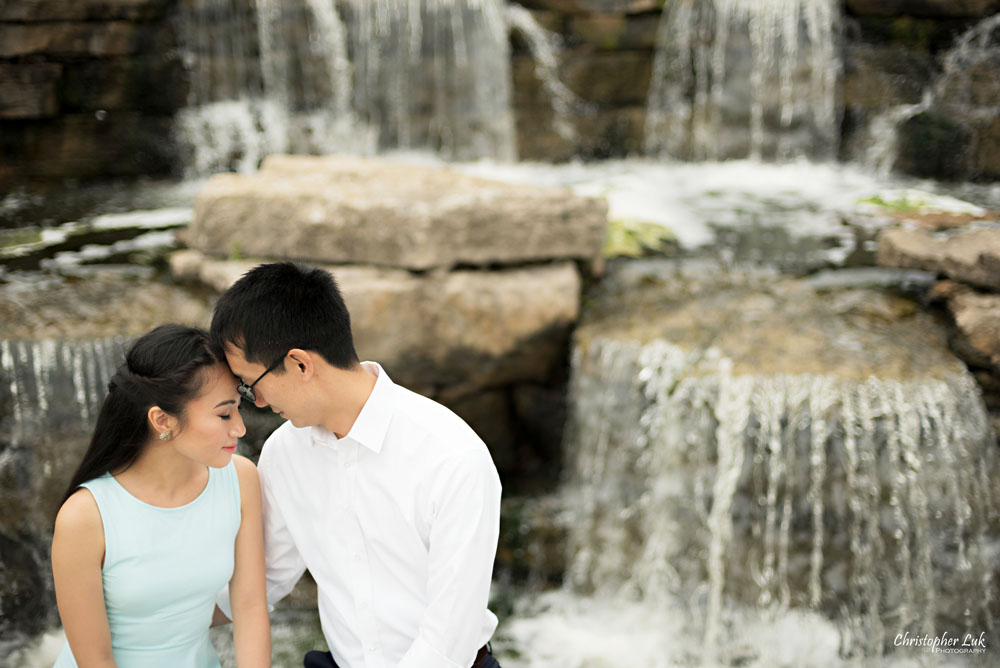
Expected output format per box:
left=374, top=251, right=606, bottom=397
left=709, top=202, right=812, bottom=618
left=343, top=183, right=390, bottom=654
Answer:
left=644, top=0, right=840, bottom=161
left=175, top=0, right=517, bottom=175
left=0, top=339, right=128, bottom=653
left=520, top=263, right=1000, bottom=666
left=862, top=13, right=1000, bottom=176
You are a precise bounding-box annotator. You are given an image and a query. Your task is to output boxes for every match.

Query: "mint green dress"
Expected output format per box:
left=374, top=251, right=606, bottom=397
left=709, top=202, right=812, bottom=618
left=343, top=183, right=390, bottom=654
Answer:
left=53, top=461, right=241, bottom=668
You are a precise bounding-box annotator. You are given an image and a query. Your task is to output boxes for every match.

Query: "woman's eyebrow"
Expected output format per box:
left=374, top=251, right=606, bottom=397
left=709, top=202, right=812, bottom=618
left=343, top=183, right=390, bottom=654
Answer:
left=214, top=399, right=237, bottom=408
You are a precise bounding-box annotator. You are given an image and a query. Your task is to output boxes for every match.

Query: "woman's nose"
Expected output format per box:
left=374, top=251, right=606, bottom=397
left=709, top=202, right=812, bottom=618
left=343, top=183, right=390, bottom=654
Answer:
left=232, top=410, right=247, bottom=438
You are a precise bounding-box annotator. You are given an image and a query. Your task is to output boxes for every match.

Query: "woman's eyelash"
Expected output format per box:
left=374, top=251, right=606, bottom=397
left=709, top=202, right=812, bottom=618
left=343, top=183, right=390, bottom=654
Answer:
left=220, top=414, right=232, bottom=420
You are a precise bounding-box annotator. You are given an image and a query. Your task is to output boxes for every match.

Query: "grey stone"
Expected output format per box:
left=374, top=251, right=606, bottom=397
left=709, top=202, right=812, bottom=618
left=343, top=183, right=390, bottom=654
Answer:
left=170, top=250, right=582, bottom=393
left=0, top=0, right=170, bottom=22
left=185, top=155, right=607, bottom=271
left=947, top=289, right=1000, bottom=373
left=515, top=0, right=664, bottom=15
left=846, top=0, right=1000, bottom=18
left=877, top=226, right=1000, bottom=291
left=0, top=22, right=139, bottom=58
left=0, top=64, right=62, bottom=119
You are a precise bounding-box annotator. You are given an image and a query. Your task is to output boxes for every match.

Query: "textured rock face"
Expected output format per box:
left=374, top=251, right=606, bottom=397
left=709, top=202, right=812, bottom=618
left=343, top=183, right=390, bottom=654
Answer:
left=846, top=0, right=1000, bottom=17
left=876, top=226, right=1000, bottom=290
left=171, top=249, right=581, bottom=394
left=185, top=155, right=608, bottom=271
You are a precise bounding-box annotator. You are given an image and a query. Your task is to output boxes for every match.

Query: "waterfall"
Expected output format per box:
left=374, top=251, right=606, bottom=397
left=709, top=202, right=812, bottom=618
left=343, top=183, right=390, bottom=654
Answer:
left=861, top=13, right=1000, bottom=175
left=174, top=0, right=516, bottom=175
left=505, top=4, right=579, bottom=145
left=1, top=339, right=124, bottom=451
left=644, top=0, right=840, bottom=161
left=562, top=336, right=1000, bottom=660
left=0, top=339, right=127, bottom=651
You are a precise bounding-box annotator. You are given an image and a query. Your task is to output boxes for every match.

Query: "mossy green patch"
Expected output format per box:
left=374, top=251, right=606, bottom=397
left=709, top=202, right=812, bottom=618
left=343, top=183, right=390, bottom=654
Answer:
left=603, top=217, right=677, bottom=258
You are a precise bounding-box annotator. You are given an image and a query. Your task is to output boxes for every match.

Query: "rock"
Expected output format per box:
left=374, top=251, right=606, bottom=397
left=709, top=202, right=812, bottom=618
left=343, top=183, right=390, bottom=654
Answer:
left=944, top=290, right=1000, bottom=373
left=514, top=0, right=662, bottom=14
left=169, top=250, right=581, bottom=393
left=185, top=156, right=607, bottom=271
left=846, top=0, right=1000, bottom=18
left=894, top=111, right=972, bottom=180
left=0, top=22, right=139, bottom=58
left=0, top=64, right=62, bottom=119
left=876, top=226, right=1000, bottom=291
left=445, top=390, right=518, bottom=475
left=1, top=112, right=178, bottom=181
left=562, top=49, right=652, bottom=105
left=568, top=13, right=660, bottom=51
left=0, top=0, right=171, bottom=22
left=841, top=44, right=933, bottom=111
left=0, top=270, right=213, bottom=341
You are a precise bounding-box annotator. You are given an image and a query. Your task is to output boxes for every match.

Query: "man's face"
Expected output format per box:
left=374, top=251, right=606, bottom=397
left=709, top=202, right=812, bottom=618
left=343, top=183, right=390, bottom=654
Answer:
left=224, top=344, right=297, bottom=423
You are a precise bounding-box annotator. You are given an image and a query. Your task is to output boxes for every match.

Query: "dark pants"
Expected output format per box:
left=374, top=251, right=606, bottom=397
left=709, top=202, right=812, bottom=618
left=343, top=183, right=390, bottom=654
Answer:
left=303, top=645, right=500, bottom=668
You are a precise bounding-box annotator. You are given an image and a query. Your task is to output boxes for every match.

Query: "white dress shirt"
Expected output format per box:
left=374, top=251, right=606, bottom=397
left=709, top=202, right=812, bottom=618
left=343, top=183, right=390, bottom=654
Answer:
left=225, top=362, right=501, bottom=668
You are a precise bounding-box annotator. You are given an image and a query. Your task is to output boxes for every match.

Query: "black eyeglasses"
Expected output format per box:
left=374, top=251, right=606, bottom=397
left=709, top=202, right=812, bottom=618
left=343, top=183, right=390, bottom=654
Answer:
left=237, top=356, right=285, bottom=403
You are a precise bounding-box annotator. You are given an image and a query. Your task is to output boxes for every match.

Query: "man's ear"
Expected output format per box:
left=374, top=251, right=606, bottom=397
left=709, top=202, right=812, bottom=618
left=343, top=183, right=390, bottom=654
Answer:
left=287, top=349, right=315, bottom=380
left=148, top=406, right=179, bottom=439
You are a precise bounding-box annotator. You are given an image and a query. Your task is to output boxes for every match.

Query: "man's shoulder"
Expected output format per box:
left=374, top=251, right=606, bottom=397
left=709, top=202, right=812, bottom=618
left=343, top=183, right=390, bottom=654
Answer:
left=390, top=383, right=488, bottom=456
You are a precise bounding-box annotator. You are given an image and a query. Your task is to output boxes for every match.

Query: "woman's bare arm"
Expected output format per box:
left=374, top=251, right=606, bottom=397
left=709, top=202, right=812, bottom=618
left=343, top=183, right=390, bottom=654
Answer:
left=51, top=489, right=118, bottom=668
left=229, top=455, right=271, bottom=667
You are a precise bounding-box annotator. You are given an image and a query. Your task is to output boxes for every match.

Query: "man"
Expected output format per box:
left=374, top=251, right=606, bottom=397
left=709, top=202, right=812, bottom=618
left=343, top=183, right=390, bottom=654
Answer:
left=210, top=262, right=502, bottom=668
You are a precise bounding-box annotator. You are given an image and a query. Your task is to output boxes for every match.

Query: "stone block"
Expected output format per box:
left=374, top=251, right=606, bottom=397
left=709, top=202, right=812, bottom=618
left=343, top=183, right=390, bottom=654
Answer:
left=186, top=155, right=607, bottom=270
left=61, top=54, right=187, bottom=113
left=895, top=111, right=972, bottom=180
left=0, top=21, right=138, bottom=58
left=1, top=113, right=177, bottom=181
left=846, top=0, right=1000, bottom=18
left=841, top=44, right=933, bottom=111
left=0, top=0, right=171, bottom=21
left=562, top=49, right=651, bottom=105
left=568, top=13, right=660, bottom=50
left=971, top=117, right=1000, bottom=180
left=0, top=64, right=62, bottom=119
left=169, top=251, right=582, bottom=393
left=877, top=226, right=1000, bottom=291
left=515, top=0, right=664, bottom=14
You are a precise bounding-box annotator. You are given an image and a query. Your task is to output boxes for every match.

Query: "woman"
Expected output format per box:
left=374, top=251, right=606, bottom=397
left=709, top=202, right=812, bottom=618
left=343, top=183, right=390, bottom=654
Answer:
left=50, top=324, right=270, bottom=668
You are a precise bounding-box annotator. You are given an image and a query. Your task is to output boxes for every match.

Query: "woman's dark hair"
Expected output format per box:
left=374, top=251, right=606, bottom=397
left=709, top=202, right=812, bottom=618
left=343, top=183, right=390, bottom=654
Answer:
left=60, top=324, right=224, bottom=506
left=210, top=262, right=358, bottom=371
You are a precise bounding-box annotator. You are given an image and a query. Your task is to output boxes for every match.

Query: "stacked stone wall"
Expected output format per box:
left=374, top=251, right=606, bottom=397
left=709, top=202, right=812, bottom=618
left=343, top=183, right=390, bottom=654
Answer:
left=2, top=1, right=1000, bottom=189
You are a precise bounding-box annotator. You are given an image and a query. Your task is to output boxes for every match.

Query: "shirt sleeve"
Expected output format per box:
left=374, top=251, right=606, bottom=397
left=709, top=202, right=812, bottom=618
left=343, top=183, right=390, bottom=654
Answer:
left=215, top=452, right=307, bottom=620
left=397, top=449, right=502, bottom=668
left=258, top=453, right=308, bottom=607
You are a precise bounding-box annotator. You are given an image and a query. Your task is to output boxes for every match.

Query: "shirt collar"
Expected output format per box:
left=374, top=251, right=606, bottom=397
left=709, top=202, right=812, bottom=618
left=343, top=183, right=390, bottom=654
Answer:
left=311, top=361, right=393, bottom=454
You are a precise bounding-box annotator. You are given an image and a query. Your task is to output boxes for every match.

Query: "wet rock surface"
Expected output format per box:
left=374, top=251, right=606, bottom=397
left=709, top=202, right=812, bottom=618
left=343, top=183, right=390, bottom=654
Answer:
left=185, top=155, right=608, bottom=271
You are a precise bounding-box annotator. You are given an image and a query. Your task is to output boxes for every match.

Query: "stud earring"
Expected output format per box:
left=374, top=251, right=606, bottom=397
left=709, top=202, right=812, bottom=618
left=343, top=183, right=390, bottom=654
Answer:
left=159, top=430, right=172, bottom=441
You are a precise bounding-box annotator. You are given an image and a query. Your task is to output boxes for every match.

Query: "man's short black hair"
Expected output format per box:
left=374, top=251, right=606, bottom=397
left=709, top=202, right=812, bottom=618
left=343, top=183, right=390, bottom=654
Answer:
left=210, top=262, right=358, bottom=371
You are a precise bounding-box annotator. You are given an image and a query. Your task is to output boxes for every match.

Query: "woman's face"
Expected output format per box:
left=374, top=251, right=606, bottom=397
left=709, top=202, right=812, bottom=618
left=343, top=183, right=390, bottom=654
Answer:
left=170, top=363, right=246, bottom=468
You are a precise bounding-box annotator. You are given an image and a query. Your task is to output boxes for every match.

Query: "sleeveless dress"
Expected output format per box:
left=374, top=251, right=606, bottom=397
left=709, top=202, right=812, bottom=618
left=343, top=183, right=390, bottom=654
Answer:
left=53, top=461, right=242, bottom=668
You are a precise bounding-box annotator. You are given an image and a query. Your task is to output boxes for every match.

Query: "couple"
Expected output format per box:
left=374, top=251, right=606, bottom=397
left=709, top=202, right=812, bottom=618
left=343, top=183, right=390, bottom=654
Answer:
left=50, top=262, right=503, bottom=668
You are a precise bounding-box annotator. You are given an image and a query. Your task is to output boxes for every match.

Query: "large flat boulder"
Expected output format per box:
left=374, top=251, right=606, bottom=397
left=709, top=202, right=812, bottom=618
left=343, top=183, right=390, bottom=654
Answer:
left=183, top=155, right=608, bottom=271
left=170, top=250, right=580, bottom=393
left=876, top=226, right=1000, bottom=290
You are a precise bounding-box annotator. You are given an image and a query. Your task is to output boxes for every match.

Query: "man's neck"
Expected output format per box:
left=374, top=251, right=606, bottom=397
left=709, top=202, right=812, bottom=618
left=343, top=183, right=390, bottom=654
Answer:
left=322, top=362, right=378, bottom=438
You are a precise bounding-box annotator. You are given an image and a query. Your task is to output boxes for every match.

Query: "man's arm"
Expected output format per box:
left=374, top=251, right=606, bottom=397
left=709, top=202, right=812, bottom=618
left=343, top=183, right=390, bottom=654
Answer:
left=397, top=450, right=502, bottom=668
left=215, top=453, right=307, bottom=622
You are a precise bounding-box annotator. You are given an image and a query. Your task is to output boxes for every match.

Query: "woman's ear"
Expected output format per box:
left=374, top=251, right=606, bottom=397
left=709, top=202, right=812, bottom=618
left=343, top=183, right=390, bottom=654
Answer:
left=286, top=349, right=315, bottom=380
left=148, top=406, right=179, bottom=440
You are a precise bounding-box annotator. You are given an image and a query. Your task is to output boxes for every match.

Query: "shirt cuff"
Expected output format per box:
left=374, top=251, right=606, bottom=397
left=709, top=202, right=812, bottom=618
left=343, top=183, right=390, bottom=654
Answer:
left=397, top=635, right=465, bottom=668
